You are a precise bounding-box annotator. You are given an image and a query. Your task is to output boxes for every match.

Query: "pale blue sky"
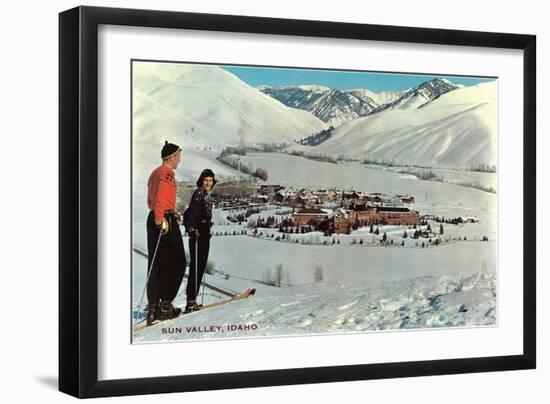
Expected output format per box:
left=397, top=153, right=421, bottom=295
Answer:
left=222, top=65, right=495, bottom=92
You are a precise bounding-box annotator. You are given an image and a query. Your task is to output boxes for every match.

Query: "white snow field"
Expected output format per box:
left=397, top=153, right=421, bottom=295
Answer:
left=132, top=154, right=497, bottom=343
left=379, top=165, right=496, bottom=192
left=133, top=271, right=496, bottom=342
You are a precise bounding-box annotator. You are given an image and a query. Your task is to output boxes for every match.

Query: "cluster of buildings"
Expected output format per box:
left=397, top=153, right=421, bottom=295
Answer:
left=260, top=185, right=416, bottom=208
left=211, top=183, right=420, bottom=235
left=272, top=186, right=419, bottom=234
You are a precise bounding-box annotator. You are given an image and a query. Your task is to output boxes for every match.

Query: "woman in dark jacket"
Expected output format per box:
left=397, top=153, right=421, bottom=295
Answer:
left=183, top=169, right=217, bottom=312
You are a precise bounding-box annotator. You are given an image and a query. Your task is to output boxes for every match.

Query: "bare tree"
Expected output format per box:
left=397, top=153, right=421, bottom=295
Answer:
left=314, top=266, right=324, bottom=283
left=274, top=263, right=284, bottom=287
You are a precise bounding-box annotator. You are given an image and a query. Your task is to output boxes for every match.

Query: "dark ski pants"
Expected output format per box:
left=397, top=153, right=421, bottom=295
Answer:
left=146, top=211, right=186, bottom=306
left=186, top=224, right=211, bottom=302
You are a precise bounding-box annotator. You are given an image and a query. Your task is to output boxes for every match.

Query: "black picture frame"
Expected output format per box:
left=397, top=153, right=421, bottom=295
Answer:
left=59, top=5, right=536, bottom=398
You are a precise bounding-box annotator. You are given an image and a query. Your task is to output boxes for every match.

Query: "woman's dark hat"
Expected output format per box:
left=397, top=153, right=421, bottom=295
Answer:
left=161, top=141, right=181, bottom=159
left=196, top=168, right=217, bottom=188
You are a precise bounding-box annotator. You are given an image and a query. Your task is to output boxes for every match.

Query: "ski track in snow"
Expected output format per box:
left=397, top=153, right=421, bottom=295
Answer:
left=134, top=272, right=496, bottom=342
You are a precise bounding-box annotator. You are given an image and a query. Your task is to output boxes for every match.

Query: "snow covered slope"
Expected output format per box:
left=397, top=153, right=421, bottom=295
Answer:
left=304, top=81, right=497, bottom=169
left=133, top=62, right=327, bottom=180
left=134, top=271, right=496, bottom=342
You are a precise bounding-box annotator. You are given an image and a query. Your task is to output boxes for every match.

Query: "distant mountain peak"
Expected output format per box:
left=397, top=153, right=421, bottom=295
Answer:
left=369, top=78, right=459, bottom=114
left=297, top=84, right=332, bottom=92
left=258, top=78, right=461, bottom=126
left=259, top=85, right=378, bottom=127
left=256, top=84, right=331, bottom=92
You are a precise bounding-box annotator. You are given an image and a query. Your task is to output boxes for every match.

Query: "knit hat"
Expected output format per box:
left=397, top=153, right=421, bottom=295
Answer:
left=161, top=141, right=181, bottom=159
left=196, top=168, right=217, bottom=188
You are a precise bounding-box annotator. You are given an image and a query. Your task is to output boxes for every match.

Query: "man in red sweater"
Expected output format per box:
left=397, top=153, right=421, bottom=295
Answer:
left=145, top=141, right=186, bottom=325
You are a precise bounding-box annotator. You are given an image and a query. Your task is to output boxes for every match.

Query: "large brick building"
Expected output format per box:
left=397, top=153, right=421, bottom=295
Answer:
left=348, top=205, right=420, bottom=226
left=293, top=204, right=420, bottom=234
left=293, top=208, right=329, bottom=226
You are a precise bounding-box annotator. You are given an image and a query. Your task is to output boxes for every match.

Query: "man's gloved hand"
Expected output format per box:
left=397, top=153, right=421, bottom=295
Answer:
left=155, top=218, right=170, bottom=235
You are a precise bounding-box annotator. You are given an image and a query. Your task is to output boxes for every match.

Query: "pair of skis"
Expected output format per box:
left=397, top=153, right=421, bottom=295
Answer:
left=133, top=287, right=256, bottom=333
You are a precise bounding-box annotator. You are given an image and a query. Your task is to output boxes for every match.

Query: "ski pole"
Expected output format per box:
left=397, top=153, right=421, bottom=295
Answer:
left=201, top=269, right=206, bottom=306
left=195, top=234, right=199, bottom=304
left=134, top=228, right=162, bottom=330
left=201, top=242, right=206, bottom=305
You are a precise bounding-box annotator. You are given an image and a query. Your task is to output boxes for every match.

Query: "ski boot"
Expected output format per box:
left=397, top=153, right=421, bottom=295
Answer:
left=159, top=300, right=182, bottom=320
left=146, top=303, right=159, bottom=326
left=184, top=300, right=203, bottom=313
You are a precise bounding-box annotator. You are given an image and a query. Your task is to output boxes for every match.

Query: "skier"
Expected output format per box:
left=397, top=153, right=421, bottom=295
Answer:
left=145, top=141, right=186, bottom=325
left=183, top=169, right=217, bottom=313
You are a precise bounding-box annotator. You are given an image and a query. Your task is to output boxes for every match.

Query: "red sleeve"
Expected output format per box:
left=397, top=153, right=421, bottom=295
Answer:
left=153, top=176, right=172, bottom=223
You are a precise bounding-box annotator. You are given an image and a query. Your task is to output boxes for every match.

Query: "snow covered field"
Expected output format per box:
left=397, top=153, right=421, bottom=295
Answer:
left=378, top=165, right=496, bottom=193
left=132, top=153, right=497, bottom=343
left=134, top=271, right=496, bottom=342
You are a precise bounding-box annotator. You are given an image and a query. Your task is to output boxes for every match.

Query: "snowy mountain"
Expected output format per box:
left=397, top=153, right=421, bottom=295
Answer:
left=369, top=78, right=461, bottom=114
left=345, top=88, right=408, bottom=106
left=258, top=85, right=378, bottom=127
left=258, top=79, right=460, bottom=127
left=299, top=81, right=497, bottom=169
left=133, top=63, right=327, bottom=180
